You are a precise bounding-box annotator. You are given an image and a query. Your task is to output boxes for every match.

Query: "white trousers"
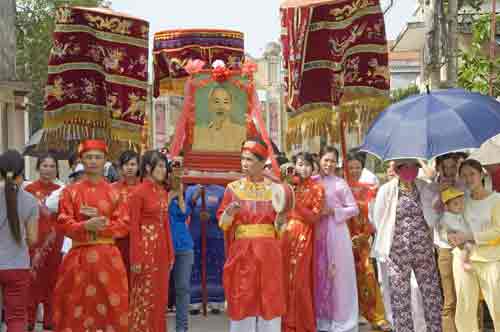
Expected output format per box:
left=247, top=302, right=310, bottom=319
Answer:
left=317, top=319, right=359, bottom=332
left=230, top=317, right=281, bottom=332
left=377, top=261, right=427, bottom=332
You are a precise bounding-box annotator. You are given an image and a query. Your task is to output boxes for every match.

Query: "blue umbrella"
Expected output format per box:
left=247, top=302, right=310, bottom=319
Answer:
left=360, top=89, right=500, bottom=160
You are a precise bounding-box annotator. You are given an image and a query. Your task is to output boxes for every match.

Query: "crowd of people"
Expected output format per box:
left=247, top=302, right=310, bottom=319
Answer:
left=0, top=137, right=499, bottom=332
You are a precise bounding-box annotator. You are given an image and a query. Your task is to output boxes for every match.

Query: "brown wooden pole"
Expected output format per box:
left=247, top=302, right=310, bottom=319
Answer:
left=489, top=0, right=497, bottom=96
left=200, top=186, right=208, bottom=316
left=339, top=111, right=350, bottom=182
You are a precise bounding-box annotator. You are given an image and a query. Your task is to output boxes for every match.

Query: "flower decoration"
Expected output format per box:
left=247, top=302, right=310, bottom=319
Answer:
left=184, top=59, right=206, bottom=75
left=242, top=61, right=258, bottom=79
left=212, top=66, right=230, bottom=82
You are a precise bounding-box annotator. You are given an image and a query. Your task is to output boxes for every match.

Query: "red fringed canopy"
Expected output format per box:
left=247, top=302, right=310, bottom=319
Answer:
left=153, top=29, right=245, bottom=97
left=281, top=0, right=390, bottom=148
left=41, top=6, right=149, bottom=157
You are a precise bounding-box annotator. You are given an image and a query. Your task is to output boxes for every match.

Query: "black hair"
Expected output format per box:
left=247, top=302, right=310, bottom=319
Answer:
left=320, top=145, right=339, bottom=161
left=276, top=155, right=289, bottom=166
left=436, top=153, right=457, bottom=167
left=294, top=152, right=315, bottom=167
left=0, top=150, right=25, bottom=245
left=348, top=147, right=367, bottom=164
left=118, top=150, right=140, bottom=177
left=454, top=152, right=469, bottom=160
left=140, top=150, right=169, bottom=179
left=36, top=152, right=60, bottom=179
left=119, top=150, right=140, bottom=167
left=346, top=151, right=366, bottom=169
left=68, top=152, right=79, bottom=169
left=459, top=158, right=483, bottom=176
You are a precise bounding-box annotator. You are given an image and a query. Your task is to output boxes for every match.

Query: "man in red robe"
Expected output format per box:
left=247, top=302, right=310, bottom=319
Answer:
left=217, top=139, right=286, bottom=332
left=53, top=140, right=129, bottom=332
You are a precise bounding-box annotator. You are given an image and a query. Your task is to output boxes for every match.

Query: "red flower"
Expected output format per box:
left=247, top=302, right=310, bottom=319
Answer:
left=212, top=66, right=230, bottom=82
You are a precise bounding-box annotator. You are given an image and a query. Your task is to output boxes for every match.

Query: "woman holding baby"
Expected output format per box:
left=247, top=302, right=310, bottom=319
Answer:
left=448, top=159, right=500, bottom=332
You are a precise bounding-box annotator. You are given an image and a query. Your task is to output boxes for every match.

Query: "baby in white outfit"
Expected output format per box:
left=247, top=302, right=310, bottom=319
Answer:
left=439, top=187, right=473, bottom=271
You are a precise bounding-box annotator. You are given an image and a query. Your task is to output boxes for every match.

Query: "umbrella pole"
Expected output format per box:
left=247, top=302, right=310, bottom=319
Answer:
left=339, top=112, right=351, bottom=182
left=489, top=0, right=496, bottom=97
left=200, top=187, right=208, bottom=317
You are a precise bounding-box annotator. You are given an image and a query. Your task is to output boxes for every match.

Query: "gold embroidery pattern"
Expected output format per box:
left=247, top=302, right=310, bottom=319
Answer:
left=229, top=179, right=273, bottom=201
left=55, top=7, right=73, bottom=24
left=130, top=271, right=154, bottom=331
left=84, top=14, right=133, bottom=35
left=328, top=0, right=376, bottom=20
left=130, top=196, right=167, bottom=331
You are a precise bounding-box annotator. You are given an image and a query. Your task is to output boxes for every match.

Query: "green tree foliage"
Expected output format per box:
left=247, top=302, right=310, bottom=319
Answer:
left=457, top=0, right=484, bottom=10
left=443, top=0, right=485, bottom=12
left=390, top=84, right=420, bottom=103
left=16, top=0, right=110, bottom=134
left=458, top=14, right=500, bottom=97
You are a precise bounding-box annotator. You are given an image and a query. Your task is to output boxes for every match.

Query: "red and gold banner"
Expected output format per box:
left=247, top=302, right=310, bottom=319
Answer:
left=153, top=29, right=245, bottom=97
left=281, top=0, right=390, bottom=147
left=42, top=6, right=149, bottom=156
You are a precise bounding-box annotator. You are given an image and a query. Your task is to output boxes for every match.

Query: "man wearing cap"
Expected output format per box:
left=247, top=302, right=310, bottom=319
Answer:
left=217, top=138, right=285, bottom=332
left=431, top=153, right=466, bottom=332
left=52, top=140, right=130, bottom=332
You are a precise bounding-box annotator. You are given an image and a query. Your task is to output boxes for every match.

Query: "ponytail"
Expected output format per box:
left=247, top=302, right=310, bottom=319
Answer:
left=5, top=172, right=21, bottom=244
left=0, top=150, right=25, bottom=245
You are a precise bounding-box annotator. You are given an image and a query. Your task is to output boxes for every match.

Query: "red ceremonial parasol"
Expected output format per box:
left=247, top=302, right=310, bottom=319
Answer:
left=153, top=29, right=245, bottom=97
left=280, top=0, right=390, bottom=157
left=40, top=6, right=149, bottom=158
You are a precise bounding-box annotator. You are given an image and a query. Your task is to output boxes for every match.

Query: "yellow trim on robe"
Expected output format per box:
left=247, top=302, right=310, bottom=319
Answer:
left=488, top=238, right=500, bottom=246
left=72, top=238, right=115, bottom=248
left=228, top=178, right=273, bottom=201
left=235, top=224, right=276, bottom=240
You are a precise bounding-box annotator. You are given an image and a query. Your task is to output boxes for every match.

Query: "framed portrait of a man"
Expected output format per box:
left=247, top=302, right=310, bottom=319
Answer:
left=191, top=74, right=248, bottom=152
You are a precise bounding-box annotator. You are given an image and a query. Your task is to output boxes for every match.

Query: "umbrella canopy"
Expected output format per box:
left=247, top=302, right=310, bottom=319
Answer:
left=360, top=89, right=500, bottom=161
left=469, top=134, right=500, bottom=166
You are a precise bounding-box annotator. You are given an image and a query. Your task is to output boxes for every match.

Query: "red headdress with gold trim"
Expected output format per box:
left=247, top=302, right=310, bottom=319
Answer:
left=241, top=140, right=268, bottom=161
left=78, top=139, right=108, bottom=157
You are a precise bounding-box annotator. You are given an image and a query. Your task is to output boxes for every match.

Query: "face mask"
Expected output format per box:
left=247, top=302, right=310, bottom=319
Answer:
left=399, top=165, right=418, bottom=182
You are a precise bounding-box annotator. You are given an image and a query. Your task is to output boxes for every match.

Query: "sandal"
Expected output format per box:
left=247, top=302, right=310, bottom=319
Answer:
left=372, top=321, right=393, bottom=331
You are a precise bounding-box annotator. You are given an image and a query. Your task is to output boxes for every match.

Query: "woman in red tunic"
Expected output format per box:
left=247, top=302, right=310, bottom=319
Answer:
left=24, top=153, right=62, bottom=331
left=53, top=140, right=130, bottom=332
left=129, top=150, right=175, bottom=332
left=346, top=152, right=391, bottom=331
left=282, top=152, right=325, bottom=332
left=112, top=150, right=140, bottom=281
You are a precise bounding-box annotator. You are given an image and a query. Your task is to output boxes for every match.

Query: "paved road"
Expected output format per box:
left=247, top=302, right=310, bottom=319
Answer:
left=22, top=313, right=493, bottom=332
left=169, top=314, right=381, bottom=332
left=172, top=313, right=494, bottom=332
left=0, top=313, right=394, bottom=332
